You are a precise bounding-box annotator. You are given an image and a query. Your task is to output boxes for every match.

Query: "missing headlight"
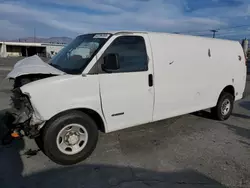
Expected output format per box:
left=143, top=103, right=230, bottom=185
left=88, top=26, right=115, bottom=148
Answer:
left=10, top=88, right=33, bottom=124
left=8, top=89, right=43, bottom=138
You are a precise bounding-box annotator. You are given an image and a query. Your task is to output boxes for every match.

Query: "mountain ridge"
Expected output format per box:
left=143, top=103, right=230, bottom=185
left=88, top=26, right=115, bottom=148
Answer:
left=8, top=37, right=72, bottom=44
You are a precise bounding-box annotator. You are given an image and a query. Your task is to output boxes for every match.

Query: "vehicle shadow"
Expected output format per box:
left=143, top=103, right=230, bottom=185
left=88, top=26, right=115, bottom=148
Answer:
left=5, top=164, right=229, bottom=188
left=223, top=123, right=250, bottom=140
left=0, top=110, right=9, bottom=141
left=239, top=140, right=250, bottom=147
left=0, top=139, right=25, bottom=188
left=239, top=101, right=250, bottom=111
left=192, top=110, right=250, bottom=121
left=191, top=110, right=215, bottom=120
left=232, top=113, right=250, bottom=120
left=0, top=110, right=25, bottom=188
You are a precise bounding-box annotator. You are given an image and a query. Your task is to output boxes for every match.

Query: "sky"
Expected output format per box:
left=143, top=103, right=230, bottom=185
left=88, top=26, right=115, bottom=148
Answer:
left=0, top=0, right=250, bottom=40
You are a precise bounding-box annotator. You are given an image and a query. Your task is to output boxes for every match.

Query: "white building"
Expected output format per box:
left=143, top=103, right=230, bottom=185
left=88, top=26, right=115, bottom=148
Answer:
left=0, top=41, right=65, bottom=58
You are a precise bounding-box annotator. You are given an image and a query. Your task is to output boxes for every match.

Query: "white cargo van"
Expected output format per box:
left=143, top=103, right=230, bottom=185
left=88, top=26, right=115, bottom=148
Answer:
left=6, top=31, right=246, bottom=165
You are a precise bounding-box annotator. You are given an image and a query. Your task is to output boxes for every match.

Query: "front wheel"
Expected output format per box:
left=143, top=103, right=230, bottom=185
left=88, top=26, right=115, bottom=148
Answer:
left=42, top=111, right=98, bottom=165
left=211, top=92, right=234, bottom=121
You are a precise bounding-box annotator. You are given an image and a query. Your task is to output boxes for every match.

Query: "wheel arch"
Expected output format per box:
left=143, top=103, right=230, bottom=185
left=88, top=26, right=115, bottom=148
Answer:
left=221, top=85, right=235, bottom=98
left=42, top=108, right=106, bottom=133
left=211, top=85, right=235, bottom=121
left=216, top=85, right=235, bottom=105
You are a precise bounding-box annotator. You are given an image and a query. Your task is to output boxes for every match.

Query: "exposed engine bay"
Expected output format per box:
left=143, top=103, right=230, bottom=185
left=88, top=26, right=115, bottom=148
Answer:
left=13, top=74, right=56, bottom=88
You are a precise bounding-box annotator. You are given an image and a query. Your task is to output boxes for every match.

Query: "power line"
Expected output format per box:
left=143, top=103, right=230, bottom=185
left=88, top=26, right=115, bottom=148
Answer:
left=34, top=27, right=36, bottom=43
left=181, top=24, right=250, bottom=35
left=189, top=32, right=250, bottom=40
left=209, top=29, right=250, bottom=37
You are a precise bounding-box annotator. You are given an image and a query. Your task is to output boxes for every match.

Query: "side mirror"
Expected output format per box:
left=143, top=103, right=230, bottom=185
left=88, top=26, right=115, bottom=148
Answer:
left=102, top=53, right=120, bottom=72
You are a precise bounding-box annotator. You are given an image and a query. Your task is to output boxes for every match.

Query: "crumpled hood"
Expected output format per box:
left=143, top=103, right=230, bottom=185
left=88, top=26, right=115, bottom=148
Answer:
left=6, top=55, right=65, bottom=79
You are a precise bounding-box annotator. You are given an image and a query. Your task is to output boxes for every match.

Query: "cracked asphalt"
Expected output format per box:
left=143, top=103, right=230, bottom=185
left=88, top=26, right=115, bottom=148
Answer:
left=0, top=57, right=250, bottom=188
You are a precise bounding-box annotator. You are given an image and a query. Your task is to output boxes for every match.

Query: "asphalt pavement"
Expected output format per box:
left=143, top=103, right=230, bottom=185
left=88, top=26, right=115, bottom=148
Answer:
left=0, top=57, right=250, bottom=188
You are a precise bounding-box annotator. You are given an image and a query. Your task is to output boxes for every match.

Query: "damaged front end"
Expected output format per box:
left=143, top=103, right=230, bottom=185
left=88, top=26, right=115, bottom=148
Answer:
left=3, top=88, right=44, bottom=143
left=1, top=55, right=64, bottom=144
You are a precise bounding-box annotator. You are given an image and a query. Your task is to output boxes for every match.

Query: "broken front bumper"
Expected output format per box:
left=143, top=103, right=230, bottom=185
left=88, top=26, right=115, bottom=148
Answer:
left=6, top=88, right=44, bottom=139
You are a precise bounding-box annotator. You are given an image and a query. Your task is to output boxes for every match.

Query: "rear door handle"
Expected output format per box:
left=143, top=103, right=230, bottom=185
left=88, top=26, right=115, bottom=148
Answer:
left=148, top=74, right=153, bottom=87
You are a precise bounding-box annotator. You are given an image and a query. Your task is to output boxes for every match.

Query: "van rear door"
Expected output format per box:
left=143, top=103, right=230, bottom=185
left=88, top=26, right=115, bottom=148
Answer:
left=98, top=34, right=154, bottom=132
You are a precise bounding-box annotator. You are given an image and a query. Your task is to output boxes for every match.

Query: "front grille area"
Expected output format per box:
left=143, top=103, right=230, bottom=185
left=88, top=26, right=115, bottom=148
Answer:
left=10, top=88, right=33, bottom=124
left=11, top=88, right=26, bottom=110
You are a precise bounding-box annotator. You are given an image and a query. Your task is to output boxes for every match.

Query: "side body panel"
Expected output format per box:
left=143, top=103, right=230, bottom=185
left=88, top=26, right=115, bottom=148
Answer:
left=149, top=33, right=246, bottom=121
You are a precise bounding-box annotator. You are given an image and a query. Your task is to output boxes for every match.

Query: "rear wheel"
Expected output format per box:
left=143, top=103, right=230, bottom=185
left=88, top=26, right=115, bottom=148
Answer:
left=42, top=111, right=98, bottom=165
left=211, top=92, right=234, bottom=121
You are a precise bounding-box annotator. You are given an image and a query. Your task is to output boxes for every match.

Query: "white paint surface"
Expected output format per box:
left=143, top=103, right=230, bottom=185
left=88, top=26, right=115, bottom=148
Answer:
left=18, top=32, right=246, bottom=133
left=149, top=33, right=246, bottom=121
left=21, top=74, right=105, bottom=125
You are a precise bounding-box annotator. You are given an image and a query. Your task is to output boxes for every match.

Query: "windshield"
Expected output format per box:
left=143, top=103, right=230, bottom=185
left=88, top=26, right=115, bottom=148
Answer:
left=49, top=33, right=111, bottom=74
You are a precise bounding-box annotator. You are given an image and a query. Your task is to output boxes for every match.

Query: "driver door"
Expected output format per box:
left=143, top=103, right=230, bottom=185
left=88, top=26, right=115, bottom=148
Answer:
left=97, top=35, right=155, bottom=132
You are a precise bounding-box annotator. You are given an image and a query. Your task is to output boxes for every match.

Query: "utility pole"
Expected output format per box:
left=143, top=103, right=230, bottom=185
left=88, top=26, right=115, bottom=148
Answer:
left=210, top=29, right=218, bottom=38
left=34, top=27, right=36, bottom=43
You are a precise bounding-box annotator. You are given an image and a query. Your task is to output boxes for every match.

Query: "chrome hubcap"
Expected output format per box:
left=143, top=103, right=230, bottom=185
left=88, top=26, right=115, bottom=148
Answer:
left=56, top=124, right=88, bottom=155
left=221, top=99, right=231, bottom=116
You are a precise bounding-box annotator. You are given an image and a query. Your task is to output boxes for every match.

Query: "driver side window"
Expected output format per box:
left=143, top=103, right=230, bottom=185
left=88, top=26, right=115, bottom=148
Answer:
left=103, top=36, right=148, bottom=73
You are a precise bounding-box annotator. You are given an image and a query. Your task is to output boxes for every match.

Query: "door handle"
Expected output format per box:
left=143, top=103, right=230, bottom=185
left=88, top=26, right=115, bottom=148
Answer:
left=148, top=74, right=153, bottom=87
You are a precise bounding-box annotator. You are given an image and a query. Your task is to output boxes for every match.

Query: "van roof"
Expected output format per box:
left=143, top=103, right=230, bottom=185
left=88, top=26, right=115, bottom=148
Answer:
left=95, top=30, right=239, bottom=43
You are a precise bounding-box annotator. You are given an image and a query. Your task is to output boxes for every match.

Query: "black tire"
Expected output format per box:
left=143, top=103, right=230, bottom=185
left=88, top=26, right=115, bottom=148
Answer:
left=211, top=92, right=234, bottom=121
left=35, top=125, right=45, bottom=152
left=42, top=111, right=98, bottom=165
left=35, top=135, right=45, bottom=153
